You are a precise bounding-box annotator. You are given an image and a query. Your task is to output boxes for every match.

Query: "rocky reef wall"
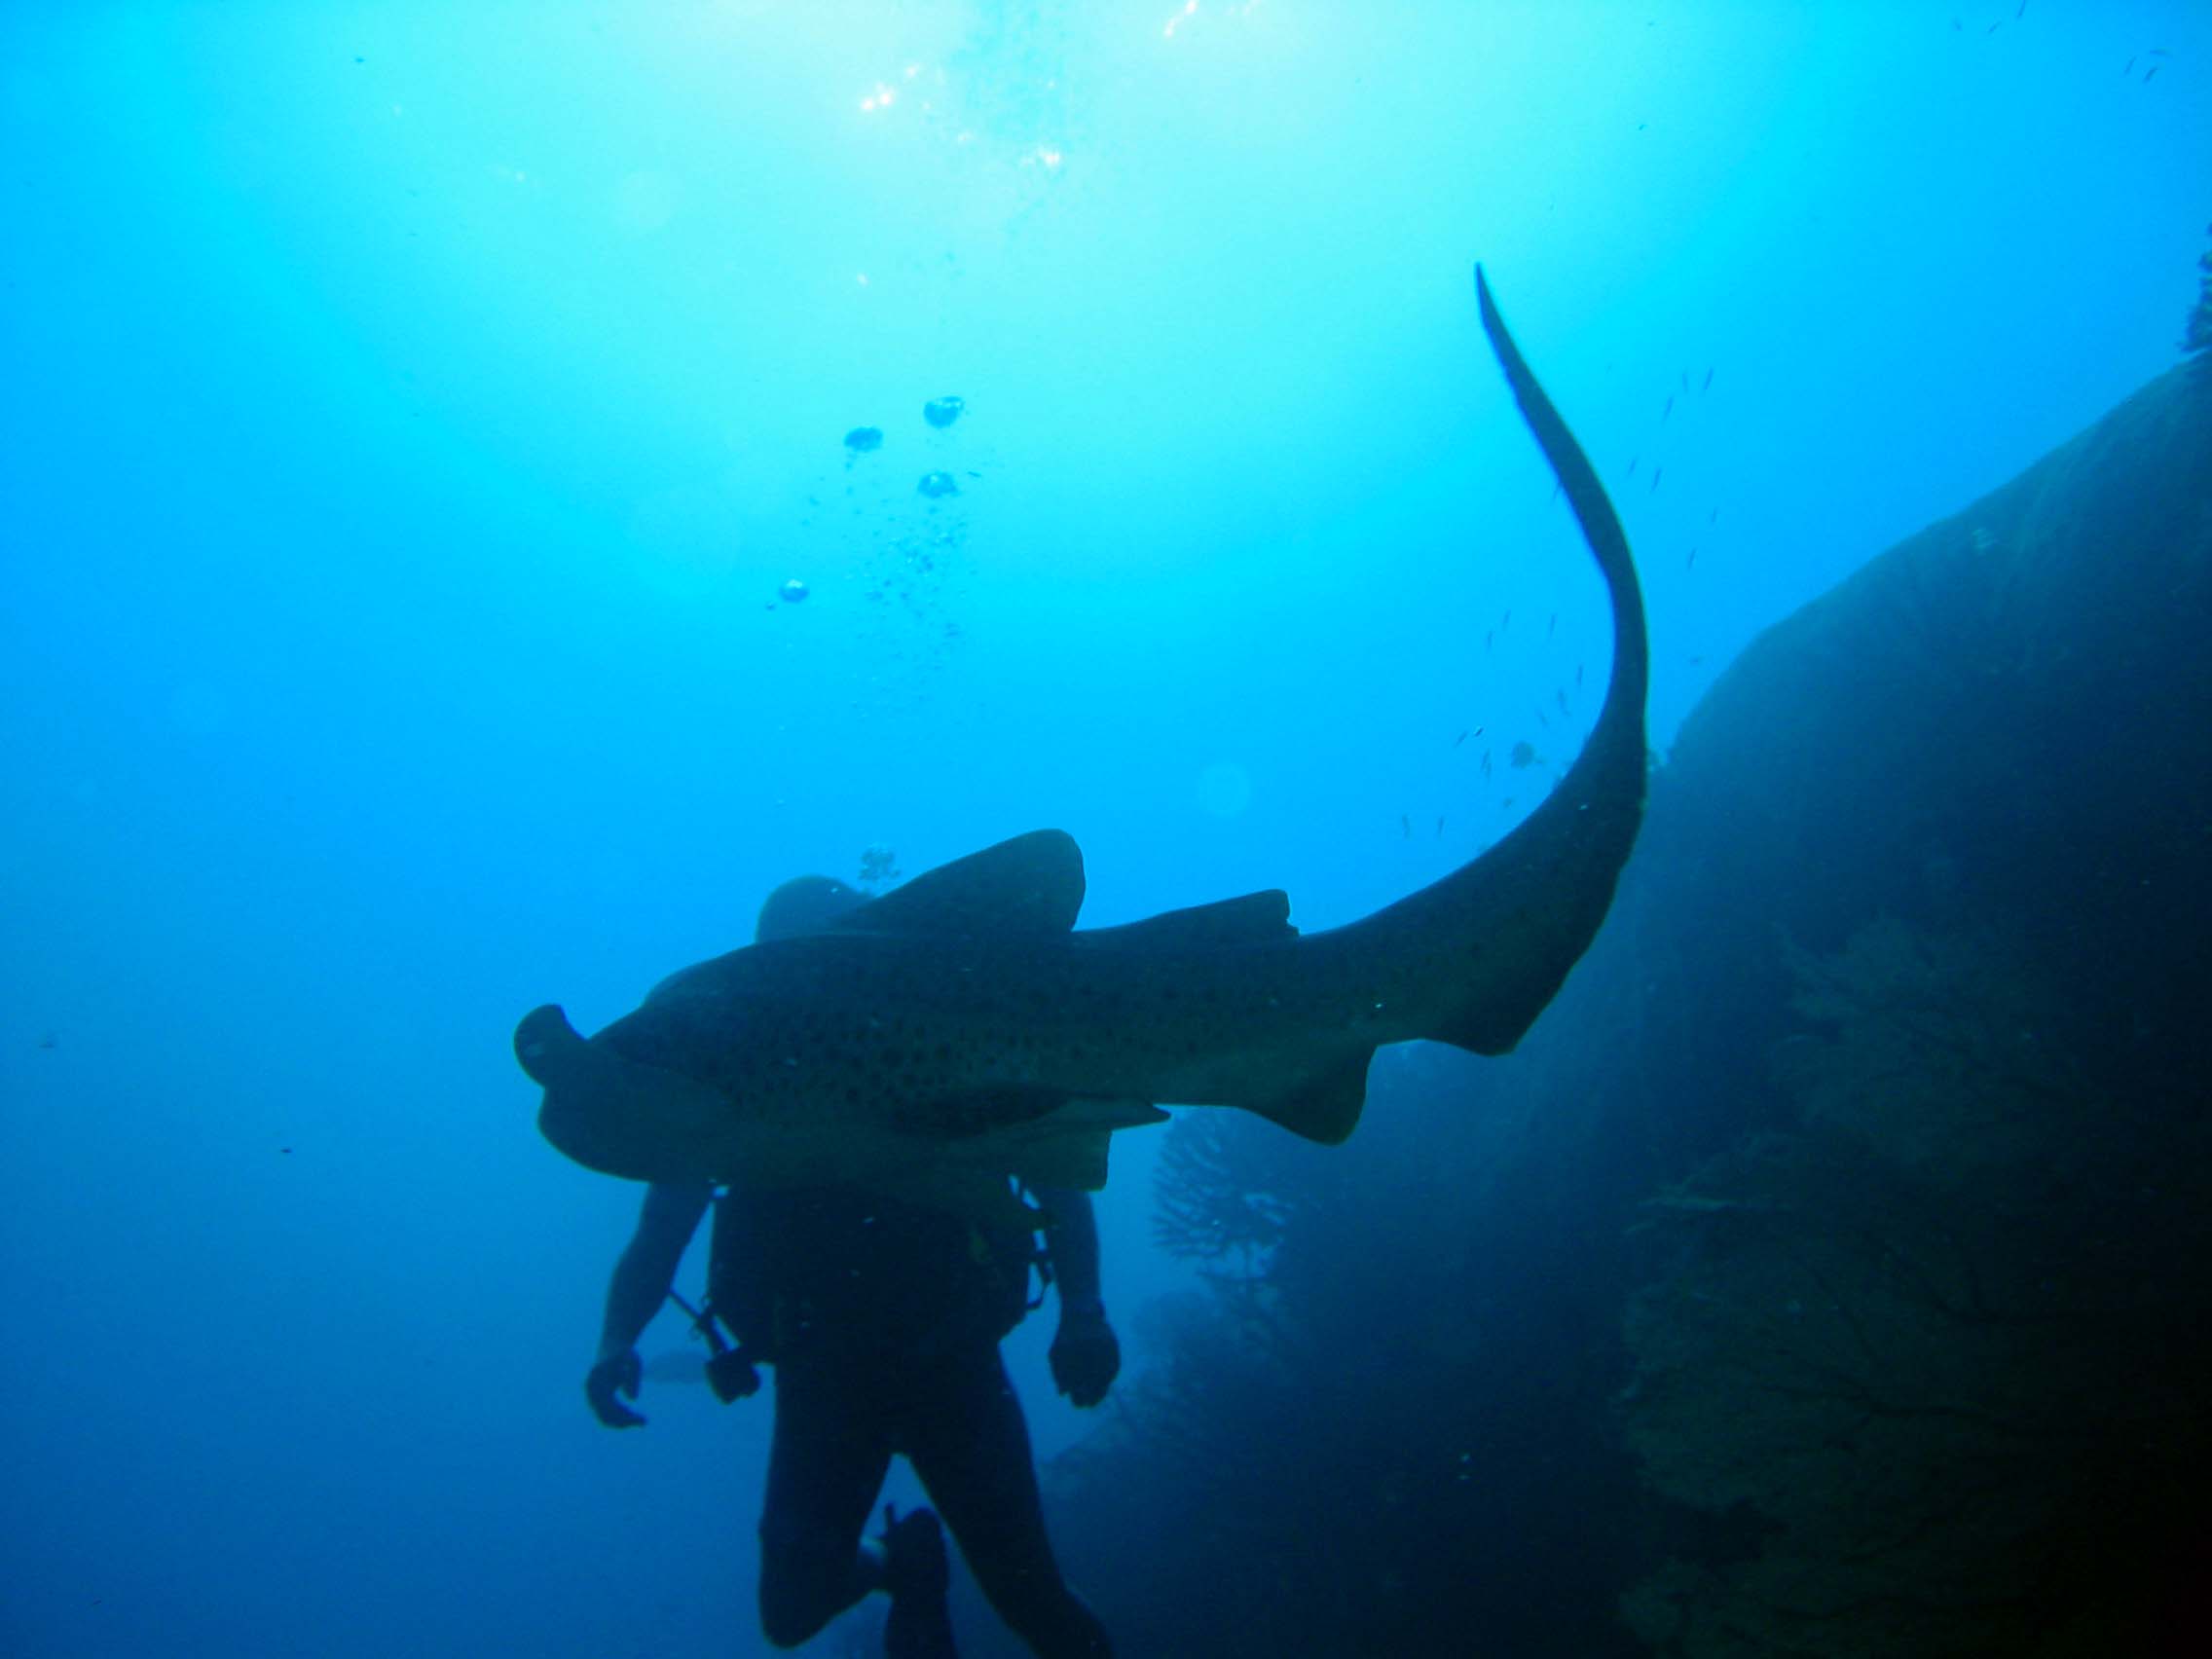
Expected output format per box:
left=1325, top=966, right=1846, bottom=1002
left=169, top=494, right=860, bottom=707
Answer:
left=972, top=356, right=2212, bottom=1658
left=1607, top=355, right=2212, bottom=1656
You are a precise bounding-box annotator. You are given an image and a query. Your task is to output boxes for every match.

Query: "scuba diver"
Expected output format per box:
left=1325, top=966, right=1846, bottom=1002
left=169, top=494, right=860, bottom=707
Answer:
left=583, top=875, right=1119, bottom=1659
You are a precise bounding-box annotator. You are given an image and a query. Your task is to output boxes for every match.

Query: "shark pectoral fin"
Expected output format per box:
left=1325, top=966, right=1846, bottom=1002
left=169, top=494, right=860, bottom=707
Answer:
left=1079, top=890, right=1296, bottom=947
left=1244, top=1051, right=1373, bottom=1146
left=836, top=829, right=1087, bottom=938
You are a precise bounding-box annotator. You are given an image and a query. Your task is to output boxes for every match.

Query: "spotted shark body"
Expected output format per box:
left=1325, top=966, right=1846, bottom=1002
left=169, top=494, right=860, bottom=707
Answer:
left=516, top=268, right=1647, bottom=1225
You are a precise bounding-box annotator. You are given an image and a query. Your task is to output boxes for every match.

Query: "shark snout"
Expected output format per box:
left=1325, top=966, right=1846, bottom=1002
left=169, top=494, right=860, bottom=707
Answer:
left=514, top=1003, right=577, bottom=1085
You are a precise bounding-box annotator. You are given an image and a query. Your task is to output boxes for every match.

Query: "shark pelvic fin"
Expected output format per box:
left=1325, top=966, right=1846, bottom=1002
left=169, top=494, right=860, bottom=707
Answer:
left=1008, top=1128, right=1116, bottom=1192
left=1246, top=1051, right=1372, bottom=1146
left=839, top=829, right=1085, bottom=938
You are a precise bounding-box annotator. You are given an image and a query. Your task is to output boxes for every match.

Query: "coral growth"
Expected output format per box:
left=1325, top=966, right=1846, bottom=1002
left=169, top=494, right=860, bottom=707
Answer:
left=1620, top=919, right=2212, bottom=1656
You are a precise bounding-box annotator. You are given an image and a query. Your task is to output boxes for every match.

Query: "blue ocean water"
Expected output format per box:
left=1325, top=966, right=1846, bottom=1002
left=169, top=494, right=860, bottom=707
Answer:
left=2, top=4, right=2205, bottom=1656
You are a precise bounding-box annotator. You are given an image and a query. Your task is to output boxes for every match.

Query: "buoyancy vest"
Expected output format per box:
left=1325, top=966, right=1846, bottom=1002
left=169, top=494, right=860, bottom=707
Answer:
left=703, top=1184, right=1042, bottom=1365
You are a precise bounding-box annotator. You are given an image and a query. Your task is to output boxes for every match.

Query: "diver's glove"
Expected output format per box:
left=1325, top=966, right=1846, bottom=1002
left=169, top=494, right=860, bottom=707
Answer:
left=585, top=1347, right=646, bottom=1428
left=1049, top=1301, right=1120, bottom=1407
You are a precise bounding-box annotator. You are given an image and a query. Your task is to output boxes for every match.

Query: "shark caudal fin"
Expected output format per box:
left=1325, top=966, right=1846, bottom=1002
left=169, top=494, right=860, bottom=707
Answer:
left=1351, top=268, right=1649, bottom=1058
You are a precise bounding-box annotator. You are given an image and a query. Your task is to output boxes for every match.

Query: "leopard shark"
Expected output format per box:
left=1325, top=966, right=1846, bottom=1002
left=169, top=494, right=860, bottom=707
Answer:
left=516, top=268, right=1647, bottom=1224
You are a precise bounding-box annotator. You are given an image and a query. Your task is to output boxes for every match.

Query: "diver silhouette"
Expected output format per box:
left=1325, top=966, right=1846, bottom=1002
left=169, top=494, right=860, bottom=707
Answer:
left=584, top=875, right=1117, bottom=1658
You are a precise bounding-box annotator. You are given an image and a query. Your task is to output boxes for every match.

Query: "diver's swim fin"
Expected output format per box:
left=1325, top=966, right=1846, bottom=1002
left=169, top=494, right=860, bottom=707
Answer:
left=880, top=1504, right=956, bottom=1659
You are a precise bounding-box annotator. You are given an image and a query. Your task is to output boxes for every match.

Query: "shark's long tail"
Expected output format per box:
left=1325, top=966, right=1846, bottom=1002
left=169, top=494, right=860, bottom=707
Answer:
left=1347, top=266, right=1649, bottom=1056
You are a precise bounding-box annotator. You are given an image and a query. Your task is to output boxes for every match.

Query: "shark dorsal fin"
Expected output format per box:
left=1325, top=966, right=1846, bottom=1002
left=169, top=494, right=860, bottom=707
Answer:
left=1080, top=890, right=1296, bottom=948
left=838, top=829, right=1086, bottom=937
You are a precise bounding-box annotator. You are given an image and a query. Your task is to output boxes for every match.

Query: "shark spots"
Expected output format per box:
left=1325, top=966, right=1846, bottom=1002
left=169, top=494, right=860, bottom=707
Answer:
left=519, top=270, right=1647, bottom=1221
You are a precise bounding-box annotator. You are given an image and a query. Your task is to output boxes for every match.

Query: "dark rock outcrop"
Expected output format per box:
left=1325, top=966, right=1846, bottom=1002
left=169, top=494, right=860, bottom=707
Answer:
left=962, top=358, right=2212, bottom=1658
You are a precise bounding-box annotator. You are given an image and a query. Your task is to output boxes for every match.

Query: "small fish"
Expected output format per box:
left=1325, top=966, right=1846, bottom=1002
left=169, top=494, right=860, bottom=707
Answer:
left=2124, top=55, right=2136, bottom=73
left=1650, top=466, right=1663, bottom=493
left=2145, top=64, right=2158, bottom=83
left=1501, top=609, right=1511, bottom=630
left=1547, top=612, right=1557, bottom=637
left=1556, top=688, right=1570, bottom=714
left=1700, top=366, right=1714, bottom=392
left=1435, top=816, right=1446, bottom=838
left=1534, top=708, right=1550, bottom=729
left=1486, top=631, right=1494, bottom=651
left=1709, top=506, right=1718, bottom=525
left=1401, top=813, right=1412, bottom=838
left=1987, top=19, right=2001, bottom=35
left=1454, top=730, right=1468, bottom=747
left=1482, top=751, right=1493, bottom=779
left=1551, top=481, right=1564, bottom=502
left=2016, top=0, right=2025, bottom=17
left=1627, top=457, right=1639, bottom=478
left=1686, top=547, right=1698, bottom=571
left=1663, top=394, right=1675, bottom=421
left=1678, top=370, right=1689, bottom=392
left=1575, top=663, right=1585, bottom=687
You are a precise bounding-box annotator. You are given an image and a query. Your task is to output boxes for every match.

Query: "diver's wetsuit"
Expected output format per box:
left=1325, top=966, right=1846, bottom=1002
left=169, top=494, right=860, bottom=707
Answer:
left=582, top=875, right=1113, bottom=1658
left=723, top=1185, right=1111, bottom=1659
left=589, top=1180, right=1112, bottom=1657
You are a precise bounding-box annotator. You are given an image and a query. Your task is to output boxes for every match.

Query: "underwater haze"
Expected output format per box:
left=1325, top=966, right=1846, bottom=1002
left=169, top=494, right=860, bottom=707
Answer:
left=3, top=3, right=2207, bottom=1657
